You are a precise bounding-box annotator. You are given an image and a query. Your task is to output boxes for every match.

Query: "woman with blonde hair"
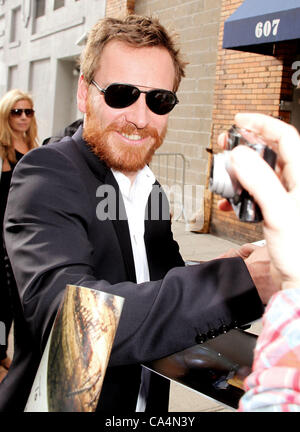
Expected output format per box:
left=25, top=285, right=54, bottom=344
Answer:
left=0, top=89, right=38, bottom=382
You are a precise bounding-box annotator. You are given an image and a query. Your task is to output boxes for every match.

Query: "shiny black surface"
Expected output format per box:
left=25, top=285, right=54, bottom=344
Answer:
left=145, top=329, right=257, bottom=409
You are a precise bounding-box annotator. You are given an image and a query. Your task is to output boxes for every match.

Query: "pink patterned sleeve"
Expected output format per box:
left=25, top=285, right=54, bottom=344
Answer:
left=239, top=288, right=300, bottom=412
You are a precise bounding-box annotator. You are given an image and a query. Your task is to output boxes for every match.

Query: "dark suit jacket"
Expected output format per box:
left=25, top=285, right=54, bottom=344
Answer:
left=0, top=126, right=264, bottom=411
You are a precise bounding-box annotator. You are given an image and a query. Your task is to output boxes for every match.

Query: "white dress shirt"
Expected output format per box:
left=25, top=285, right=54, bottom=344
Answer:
left=112, top=165, right=156, bottom=411
left=112, top=166, right=155, bottom=283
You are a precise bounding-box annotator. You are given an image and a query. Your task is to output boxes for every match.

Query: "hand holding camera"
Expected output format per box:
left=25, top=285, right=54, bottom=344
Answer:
left=215, top=113, right=300, bottom=291
left=210, top=124, right=277, bottom=222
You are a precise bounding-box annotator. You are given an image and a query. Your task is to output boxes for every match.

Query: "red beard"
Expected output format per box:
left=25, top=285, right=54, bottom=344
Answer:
left=83, top=102, right=166, bottom=173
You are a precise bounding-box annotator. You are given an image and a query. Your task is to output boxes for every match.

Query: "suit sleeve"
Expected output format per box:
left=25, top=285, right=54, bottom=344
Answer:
left=4, top=146, right=264, bottom=365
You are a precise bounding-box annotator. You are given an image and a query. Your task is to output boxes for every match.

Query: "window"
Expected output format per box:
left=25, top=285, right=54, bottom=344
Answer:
left=0, top=15, right=5, bottom=38
left=54, top=0, right=65, bottom=9
left=35, top=0, right=46, bottom=18
left=8, top=65, right=18, bottom=89
left=10, top=7, right=21, bottom=43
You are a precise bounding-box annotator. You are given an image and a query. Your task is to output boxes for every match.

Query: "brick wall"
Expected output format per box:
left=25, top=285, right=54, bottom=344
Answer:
left=209, top=0, right=298, bottom=243
left=106, top=0, right=135, bottom=17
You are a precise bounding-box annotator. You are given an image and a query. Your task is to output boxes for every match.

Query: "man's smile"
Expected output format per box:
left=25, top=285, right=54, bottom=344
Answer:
left=120, top=132, right=143, bottom=141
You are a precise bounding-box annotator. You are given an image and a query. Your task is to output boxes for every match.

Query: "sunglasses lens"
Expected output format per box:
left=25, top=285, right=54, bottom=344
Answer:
left=11, top=109, right=22, bottom=117
left=147, top=90, right=177, bottom=115
left=105, top=84, right=140, bottom=109
left=11, top=109, right=34, bottom=117
left=25, top=109, right=34, bottom=117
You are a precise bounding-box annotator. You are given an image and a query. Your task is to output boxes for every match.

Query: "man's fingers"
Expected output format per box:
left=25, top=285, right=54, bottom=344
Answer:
left=217, top=132, right=227, bottom=150
left=234, top=113, right=300, bottom=168
left=230, top=145, right=286, bottom=221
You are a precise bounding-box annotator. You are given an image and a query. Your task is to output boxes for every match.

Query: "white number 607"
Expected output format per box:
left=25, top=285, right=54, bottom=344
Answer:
left=255, top=19, right=280, bottom=38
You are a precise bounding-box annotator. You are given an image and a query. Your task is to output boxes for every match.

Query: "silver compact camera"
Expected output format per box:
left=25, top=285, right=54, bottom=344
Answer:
left=209, top=125, right=277, bottom=223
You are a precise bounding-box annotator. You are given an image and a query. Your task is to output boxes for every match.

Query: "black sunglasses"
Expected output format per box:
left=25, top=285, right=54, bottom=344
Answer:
left=91, top=80, right=178, bottom=115
left=10, top=108, right=35, bottom=118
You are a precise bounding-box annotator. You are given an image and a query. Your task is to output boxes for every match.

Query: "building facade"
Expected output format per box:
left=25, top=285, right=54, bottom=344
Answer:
left=1, top=0, right=299, bottom=243
left=0, top=0, right=108, bottom=141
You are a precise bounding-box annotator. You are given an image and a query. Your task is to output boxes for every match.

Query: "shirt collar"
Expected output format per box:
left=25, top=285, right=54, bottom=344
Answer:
left=112, top=166, right=155, bottom=200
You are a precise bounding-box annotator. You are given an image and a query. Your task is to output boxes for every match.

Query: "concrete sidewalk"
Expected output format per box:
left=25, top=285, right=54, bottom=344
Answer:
left=171, top=220, right=241, bottom=262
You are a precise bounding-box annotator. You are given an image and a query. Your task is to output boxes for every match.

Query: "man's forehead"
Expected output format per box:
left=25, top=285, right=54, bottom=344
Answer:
left=96, top=40, right=175, bottom=89
left=99, top=40, right=173, bottom=65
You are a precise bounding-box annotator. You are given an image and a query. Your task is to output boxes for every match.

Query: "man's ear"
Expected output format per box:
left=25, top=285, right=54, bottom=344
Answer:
left=77, top=74, right=89, bottom=113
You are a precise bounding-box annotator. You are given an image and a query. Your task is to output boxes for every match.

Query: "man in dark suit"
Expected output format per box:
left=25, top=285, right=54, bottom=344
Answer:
left=0, top=15, right=272, bottom=412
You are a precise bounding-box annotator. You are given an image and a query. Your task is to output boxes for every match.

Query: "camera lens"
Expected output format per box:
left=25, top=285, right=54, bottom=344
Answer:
left=209, top=152, right=238, bottom=199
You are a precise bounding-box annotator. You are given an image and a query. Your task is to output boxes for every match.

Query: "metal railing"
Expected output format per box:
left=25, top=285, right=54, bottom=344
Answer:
left=150, top=152, right=187, bottom=221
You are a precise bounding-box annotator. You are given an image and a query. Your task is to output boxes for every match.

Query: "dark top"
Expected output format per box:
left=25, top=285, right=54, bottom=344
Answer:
left=0, top=150, right=24, bottom=233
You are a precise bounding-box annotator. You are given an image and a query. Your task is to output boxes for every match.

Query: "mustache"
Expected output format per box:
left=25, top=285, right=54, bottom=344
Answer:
left=103, top=121, right=159, bottom=141
left=85, top=100, right=159, bottom=139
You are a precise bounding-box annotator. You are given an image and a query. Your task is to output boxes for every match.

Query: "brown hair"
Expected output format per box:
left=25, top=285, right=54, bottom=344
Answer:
left=0, top=89, right=38, bottom=163
left=80, top=15, right=187, bottom=91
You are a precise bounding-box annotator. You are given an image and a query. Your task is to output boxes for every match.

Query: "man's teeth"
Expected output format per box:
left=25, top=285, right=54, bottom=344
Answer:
left=122, top=133, right=141, bottom=141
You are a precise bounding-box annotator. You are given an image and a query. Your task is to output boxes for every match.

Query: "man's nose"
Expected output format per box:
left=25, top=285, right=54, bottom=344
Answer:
left=124, top=94, right=150, bottom=129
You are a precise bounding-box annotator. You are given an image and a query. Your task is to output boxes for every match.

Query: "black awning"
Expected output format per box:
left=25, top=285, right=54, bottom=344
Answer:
left=223, top=0, right=300, bottom=55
